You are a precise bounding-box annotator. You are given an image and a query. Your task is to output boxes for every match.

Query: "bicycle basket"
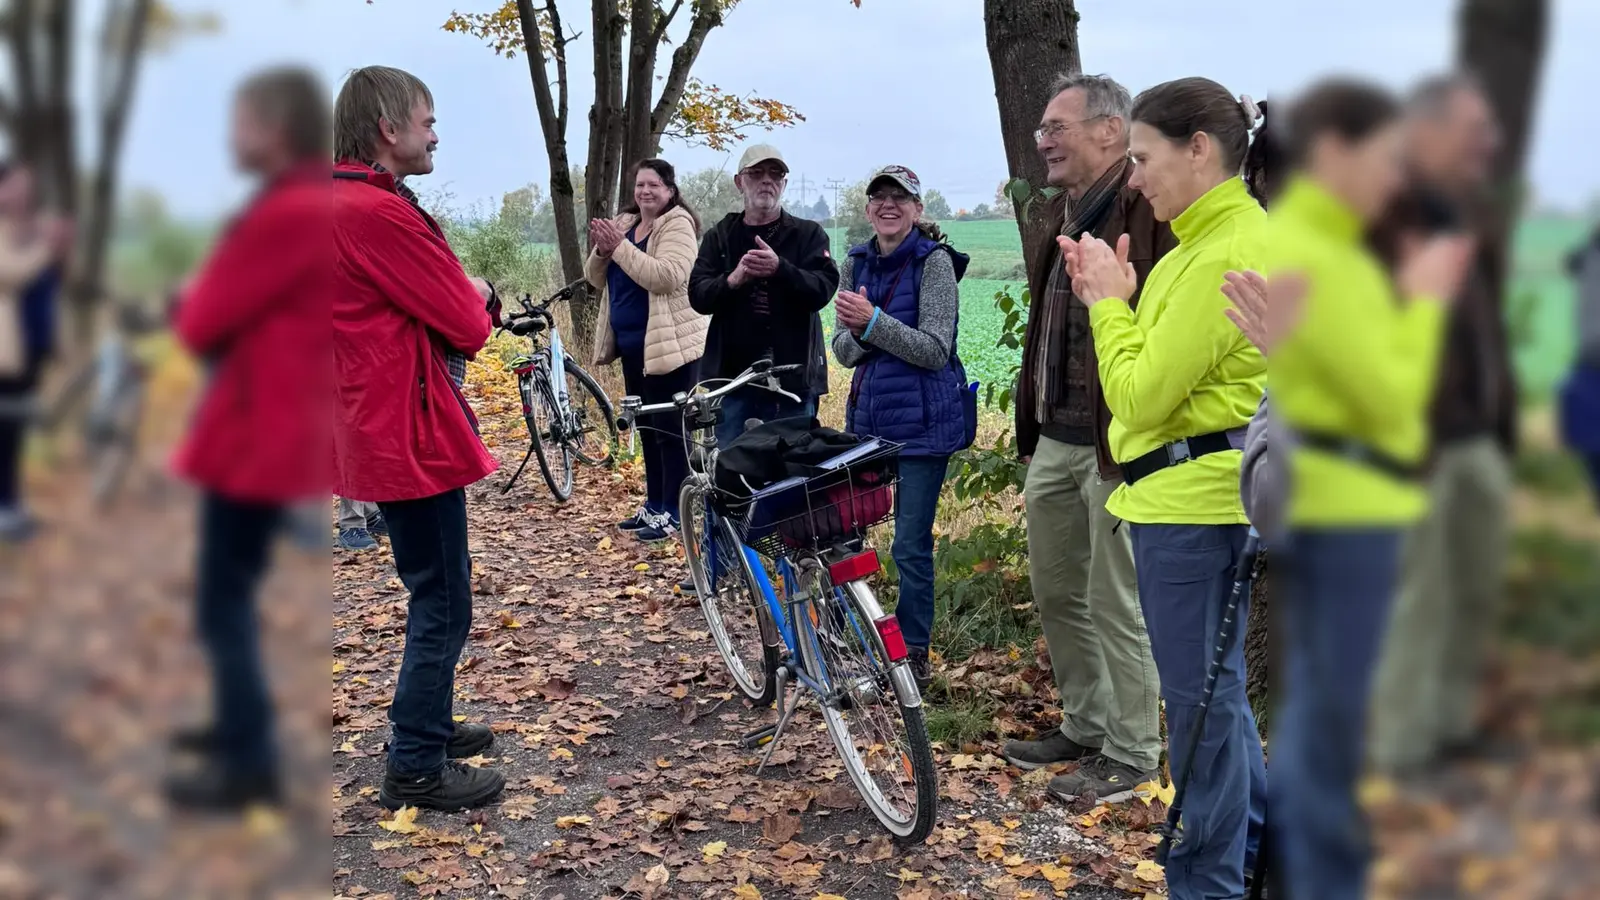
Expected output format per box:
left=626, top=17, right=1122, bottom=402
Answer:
left=724, top=438, right=901, bottom=561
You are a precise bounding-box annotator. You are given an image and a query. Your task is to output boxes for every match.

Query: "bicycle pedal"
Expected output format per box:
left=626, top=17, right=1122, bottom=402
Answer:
left=739, top=725, right=777, bottom=750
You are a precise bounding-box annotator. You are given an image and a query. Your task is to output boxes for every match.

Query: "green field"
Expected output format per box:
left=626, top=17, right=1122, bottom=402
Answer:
left=831, top=216, right=1592, bottom=404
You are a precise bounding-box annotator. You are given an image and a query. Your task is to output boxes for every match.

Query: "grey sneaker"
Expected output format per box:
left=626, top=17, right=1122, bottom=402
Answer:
left=338, top=527, right=377, bottom=551
left=1048, top=755, right=1159, bottom=805
left=1001, top=730, right=1100, bottom=770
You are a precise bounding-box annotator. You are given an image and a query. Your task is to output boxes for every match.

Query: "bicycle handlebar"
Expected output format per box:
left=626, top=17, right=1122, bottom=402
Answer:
left=616, top=358, right=803, bottom=431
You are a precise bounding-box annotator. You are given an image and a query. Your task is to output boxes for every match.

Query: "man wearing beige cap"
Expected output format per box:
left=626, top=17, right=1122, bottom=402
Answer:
left=689, top=143, right=839, bottom=447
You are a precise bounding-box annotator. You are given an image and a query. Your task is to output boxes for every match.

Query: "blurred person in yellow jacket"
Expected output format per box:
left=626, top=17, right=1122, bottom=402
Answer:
left=1265, top=79, right=1474, bottom=900
left=1367, top=73, right=1521, bottom=779
left=1059, top=76, right=1270, bottom=900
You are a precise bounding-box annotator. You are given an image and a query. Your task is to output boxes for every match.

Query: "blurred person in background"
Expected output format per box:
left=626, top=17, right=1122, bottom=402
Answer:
left=1368, top=73, right=1518, bottom=781
left=1560, top=225, right=1600, bottom=505
left=1265, top=78, right=1473, bottom=900
left=832, top=165, right=974, bottom=691
left=1058, top=77, right=1270, bottom=898
left=1001, top=74, right=1172, bottom=811
left=333, top=65, right=504, bottom=811
left=586, top=158, right=707, bottom=543
left=0, top=162, right=72, bottom=544
left=689, top=144, right=839, bottom=448
left=163, top=67, right=333, bottom=809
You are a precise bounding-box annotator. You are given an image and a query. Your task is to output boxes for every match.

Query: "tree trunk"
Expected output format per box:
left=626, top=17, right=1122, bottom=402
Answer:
left=616, top=0, right=658, bottom=210
left=585, top=0, right=623, bottom=225
left=515, top=0, right=582, bottom=296
left=648, top=0, right=721, bottom=154
left=1457, top=0, right=1549, bottom=257
left=982, top=0, right=1080, bottom=280
left=1245, top=555, right=1271, bottom=734
left=76, top=0, right=153, bottom=326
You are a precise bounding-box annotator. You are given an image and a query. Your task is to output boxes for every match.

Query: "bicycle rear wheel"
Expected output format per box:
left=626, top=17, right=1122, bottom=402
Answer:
left=680, top=478, right=778, bottom=707
left=797, top=565, right=937, bottom=843
left=560, top=359, right=617, bottom=467
left=527, top=366, right=574, bottom=501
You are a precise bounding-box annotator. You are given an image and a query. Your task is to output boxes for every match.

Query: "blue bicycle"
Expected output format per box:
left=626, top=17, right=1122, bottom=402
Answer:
left=617, top=359, right=938, bottom=843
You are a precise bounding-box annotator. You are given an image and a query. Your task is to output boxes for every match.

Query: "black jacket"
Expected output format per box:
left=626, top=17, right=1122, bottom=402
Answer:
left=689, top=210, right=839, bottom=398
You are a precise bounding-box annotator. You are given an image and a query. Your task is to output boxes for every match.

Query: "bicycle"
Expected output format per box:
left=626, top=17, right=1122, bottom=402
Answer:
left=617, top=359, right=938, bottom=843
left=498, top=279, right=618, bottom=501
left=0, top=302, right=158, bottom=508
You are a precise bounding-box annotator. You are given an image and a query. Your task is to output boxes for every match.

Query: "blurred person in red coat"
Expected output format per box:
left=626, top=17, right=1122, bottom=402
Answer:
left=163, top=66, right=334, bottom=809
left=332, top=66, right=504, bottom=812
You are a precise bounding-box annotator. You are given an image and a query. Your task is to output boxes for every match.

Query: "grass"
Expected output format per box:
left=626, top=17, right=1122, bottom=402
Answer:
left=923, top=694, right=1001, bottom=748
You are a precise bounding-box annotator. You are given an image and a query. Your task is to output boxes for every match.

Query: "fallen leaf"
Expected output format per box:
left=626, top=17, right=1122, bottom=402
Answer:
left=597, top=536, right=613, bottom=551
left=1133, top=860, right=1166, bottom=884
left=732, top=885, right=762, bottom=899
left=646, top=863, right=670, bottom=885
left=332, top=661, right=346, bottom=675
left=1039, top=862, right=1078, bottom=891
left=378, top=806, right=420, bottom=834
left=763, top=813, right=803, bottom=844
left=402, top=871, right=429, bottom=885
left=635, top=562, right=651, bottom=572
left=702, top=840, right=728, bottom=862
left=498, top=610, right=523, bottom=629
left=815, top=895, right=850, bottom=900
left=555, top=814, right=592, bottom=829
left=534, top=678, right=576, bottom=700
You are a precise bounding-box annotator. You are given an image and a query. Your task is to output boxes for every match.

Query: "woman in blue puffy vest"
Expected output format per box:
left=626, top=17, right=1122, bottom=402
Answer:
left=832, top=165, right=974, bottom=690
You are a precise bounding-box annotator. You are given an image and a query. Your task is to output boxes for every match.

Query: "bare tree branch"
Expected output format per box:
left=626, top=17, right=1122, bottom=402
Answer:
left=649, top=0, right=723, bottom=152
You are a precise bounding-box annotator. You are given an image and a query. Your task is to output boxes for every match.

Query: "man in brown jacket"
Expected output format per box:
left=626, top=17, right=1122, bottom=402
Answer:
left=1369, top=73, right=1519, bottom=777
left=1001, top=74, right=1179, bottom=803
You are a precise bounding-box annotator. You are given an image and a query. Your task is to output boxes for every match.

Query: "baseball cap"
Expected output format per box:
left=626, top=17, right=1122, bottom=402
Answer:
left=737, top=143, right=787, bottom=174
left=867, top=165, right=922, bottom=199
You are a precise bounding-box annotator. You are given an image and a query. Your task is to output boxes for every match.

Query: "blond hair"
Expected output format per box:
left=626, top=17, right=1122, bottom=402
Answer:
left=239, top=66, right=331, bottom=160
left=333, top=66, right=433, bottom=162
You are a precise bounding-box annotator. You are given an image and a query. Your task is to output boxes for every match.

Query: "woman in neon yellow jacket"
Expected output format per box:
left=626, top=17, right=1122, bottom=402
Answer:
left=1060, top=77, right=1269, bottom=900
left=1262, top=80, right=1472, bottom=900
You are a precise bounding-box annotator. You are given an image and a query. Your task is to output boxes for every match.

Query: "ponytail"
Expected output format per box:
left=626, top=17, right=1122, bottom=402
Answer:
left=1239, top=95, right=1280, bottom=209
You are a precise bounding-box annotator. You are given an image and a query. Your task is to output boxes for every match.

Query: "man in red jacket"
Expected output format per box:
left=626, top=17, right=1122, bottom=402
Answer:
left=165, top=66, right=334, bottom=809
left=332, top=65, right=504, bottom=811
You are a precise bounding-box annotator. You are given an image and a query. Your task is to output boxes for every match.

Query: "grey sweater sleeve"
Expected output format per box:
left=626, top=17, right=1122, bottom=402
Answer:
left=1239, top=393, right=1284, bottom=540
left=859, top=249, right=958, bottom=370
left=832, top=321, right=870, bottom=367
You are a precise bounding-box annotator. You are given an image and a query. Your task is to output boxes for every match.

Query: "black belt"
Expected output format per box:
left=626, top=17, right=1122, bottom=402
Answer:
left=1121, top=431, right=1237, bottom=485
left=1295, top=430, right=1424, bottom=482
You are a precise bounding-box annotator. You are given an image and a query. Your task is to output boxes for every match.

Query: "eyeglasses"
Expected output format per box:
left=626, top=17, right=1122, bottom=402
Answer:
left=741, top=165, right=788, bottom=182
left=1034, top=115, right=1108, bottom=143
left=868, top=189, right=915, bottom=206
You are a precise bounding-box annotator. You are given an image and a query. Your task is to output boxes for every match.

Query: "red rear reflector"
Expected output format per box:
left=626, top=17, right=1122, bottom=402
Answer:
left=874, top=615, right=909, bottom=663
left=827, top=548, right=880, bottom=585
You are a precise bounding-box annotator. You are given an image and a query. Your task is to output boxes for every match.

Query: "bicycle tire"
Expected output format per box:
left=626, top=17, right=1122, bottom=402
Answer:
left=525, top=365, right=574, bottom=502
left=800, top=571, right=937, bottom=843
left=680, top=478, right=778, bottom=707
left=560, top=359, right=617, bottom=467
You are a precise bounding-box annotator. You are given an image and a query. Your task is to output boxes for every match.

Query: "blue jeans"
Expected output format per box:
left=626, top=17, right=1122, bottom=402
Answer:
left=196, top=492, right=283, bottom=776
left=891, top=455, right=949, bottom=649
left=378, top=488, right=473, bottom=777
left=1130, top=523, right=1267, bottom=900
left=714, top=386, right=814, bottom=450
left=1274, top=528, right=1401, bottom=900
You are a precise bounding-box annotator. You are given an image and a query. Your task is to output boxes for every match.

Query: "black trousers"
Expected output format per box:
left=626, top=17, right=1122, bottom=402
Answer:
left=195, top=492, right=283, bottom=775
left=0, top=356, right=43, bottom=510
left=620, top=352, right=698, bottom=519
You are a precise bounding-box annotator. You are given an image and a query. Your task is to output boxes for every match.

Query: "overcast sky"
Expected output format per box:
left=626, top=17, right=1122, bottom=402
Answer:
left=118, top=0, right=1596, bottom=220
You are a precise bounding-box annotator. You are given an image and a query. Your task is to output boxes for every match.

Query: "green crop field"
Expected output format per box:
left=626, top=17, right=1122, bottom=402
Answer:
left=828, top=216, right=1591, bottom=404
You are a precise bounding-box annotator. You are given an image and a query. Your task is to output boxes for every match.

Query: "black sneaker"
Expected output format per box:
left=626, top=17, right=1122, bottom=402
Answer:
left=635, top=512, right=679, bottom=542
left=379, top=760, right=506, bottom=812
left=366, top=510, right=389, bottom=538
left=617, top=507, right=652, bottom=532
left=1000, top=730, right=1101, bottom=770
left=1047, top=755, right=1159, bottom=804
left=447, top=722, right=495, bottom=758
left=906, top=646, right=933, bottom=692
left=165, top=760, right=282, bottom=811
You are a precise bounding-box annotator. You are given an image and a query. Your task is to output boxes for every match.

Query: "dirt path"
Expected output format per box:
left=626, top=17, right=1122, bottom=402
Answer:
left=332, top=436, right=1166, bottom=900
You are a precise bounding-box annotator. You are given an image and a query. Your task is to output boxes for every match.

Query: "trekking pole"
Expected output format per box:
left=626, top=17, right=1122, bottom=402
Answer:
left=1156, top=528, right=1265, bottom=865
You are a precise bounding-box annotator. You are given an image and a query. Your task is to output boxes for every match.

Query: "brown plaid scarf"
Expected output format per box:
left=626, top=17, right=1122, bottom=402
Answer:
left=1031, top=159, right=1128, bottom=424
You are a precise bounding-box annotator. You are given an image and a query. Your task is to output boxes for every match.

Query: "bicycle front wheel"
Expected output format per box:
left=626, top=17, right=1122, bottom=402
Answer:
left=528, top=369, right=574, bottom=501
left=798, top=567, right=937, bottom=843
left=680, top=478, right=778, bottom=707
left=560, top=359, right=617, bottom=467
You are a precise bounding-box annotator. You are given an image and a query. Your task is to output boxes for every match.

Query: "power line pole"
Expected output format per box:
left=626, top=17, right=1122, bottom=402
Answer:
left=794, top=173, right=813, bottom=207
left=823, top=178, right=846, bottom=253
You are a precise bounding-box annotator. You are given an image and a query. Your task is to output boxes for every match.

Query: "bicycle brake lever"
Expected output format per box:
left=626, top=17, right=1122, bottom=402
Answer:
left=765, top=376, right=802, bottom=405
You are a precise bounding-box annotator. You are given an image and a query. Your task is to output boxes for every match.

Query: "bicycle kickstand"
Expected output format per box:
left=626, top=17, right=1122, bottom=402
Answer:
left=747, top=667, right=804, bottom=774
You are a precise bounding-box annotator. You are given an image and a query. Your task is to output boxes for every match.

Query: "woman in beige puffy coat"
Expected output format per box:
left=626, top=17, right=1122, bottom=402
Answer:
left=586, top=158, right=709, bottom=540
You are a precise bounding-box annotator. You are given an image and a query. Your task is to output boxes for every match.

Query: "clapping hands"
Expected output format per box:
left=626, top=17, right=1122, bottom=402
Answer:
left=1056, top=232, right=1138, bottom=307
left=729, top=236, right=780, bottom=288
left=1220, top=269, right=1306, bottom=356
left=588, top=218, right=624, bottom=257
left=835, top=287, right=874, bottom=335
